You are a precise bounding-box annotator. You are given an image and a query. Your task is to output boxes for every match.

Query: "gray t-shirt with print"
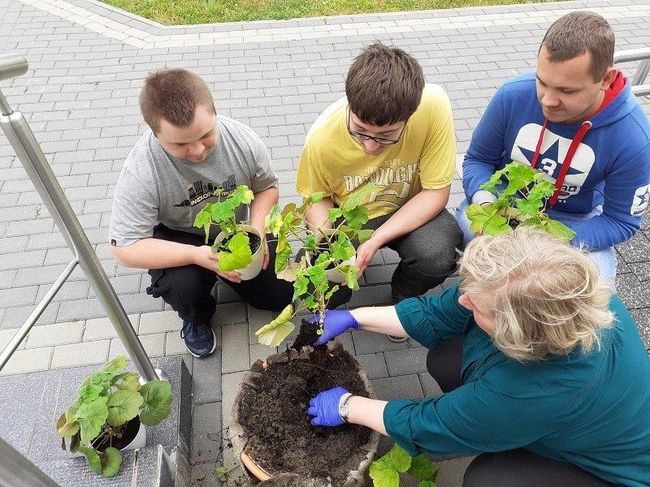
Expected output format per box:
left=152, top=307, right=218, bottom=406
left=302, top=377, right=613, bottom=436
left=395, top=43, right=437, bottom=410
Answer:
left=109, top=114, right=277, bottom=247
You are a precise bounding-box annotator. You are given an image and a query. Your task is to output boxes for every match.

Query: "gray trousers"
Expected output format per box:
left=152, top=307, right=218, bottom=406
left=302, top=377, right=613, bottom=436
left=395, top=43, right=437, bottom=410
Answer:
left=330, top=208, right=463, bottom=307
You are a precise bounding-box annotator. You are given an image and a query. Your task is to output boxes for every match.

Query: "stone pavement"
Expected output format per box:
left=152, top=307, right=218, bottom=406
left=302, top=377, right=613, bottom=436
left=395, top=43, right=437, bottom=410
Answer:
left=0, top=0, right=649, bottom=484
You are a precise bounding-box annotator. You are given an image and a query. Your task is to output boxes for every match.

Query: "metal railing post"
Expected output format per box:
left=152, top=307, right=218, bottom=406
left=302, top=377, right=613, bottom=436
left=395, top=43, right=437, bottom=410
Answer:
left=0, top=55, right=160, bottom=381
left=614, top=47, right=650, bottom=97
left=0, top=436, right=59, bottom=487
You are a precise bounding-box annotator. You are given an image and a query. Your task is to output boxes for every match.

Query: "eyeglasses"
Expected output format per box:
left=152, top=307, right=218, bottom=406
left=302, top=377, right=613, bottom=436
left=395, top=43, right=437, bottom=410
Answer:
left=346, top=109, right=406, bottom=146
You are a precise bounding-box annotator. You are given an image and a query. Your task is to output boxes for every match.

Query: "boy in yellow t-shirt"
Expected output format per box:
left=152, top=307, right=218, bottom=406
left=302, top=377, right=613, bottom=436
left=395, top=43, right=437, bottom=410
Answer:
left=296, top=43, right=463, bottom=312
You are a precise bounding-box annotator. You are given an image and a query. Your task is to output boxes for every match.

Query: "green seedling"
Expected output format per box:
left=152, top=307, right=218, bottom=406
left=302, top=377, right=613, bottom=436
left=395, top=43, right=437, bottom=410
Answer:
left=370, top=443, right=439, bottom=487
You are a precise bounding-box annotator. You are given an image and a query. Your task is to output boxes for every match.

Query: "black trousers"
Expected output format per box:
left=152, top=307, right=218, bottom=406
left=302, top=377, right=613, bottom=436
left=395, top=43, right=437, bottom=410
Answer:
left=146, top=225, right=294, bottom=325
left=426, top=337, right=614, bottom=487
left=329, top=209, right=463, bottom=308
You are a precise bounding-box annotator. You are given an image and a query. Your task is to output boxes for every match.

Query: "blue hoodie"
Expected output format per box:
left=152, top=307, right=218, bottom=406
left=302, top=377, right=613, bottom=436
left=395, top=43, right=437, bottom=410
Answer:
left=463, top=72, right=650, bottom=250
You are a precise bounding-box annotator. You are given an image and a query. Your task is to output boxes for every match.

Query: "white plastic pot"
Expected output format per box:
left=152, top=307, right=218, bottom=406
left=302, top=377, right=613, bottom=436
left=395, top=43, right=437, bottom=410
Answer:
left=72, top=418, right=146, bottom=457
left=214, top=224, right=264, bottom=281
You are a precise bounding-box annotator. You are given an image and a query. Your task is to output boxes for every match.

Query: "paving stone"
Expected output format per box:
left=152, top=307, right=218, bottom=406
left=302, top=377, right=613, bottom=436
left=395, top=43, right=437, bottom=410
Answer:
left=0, top=328, right=26, bottom=352
left=139, top=309, right=180, bottom=334
left=419, top=372, right=444, bottom=398
left=51, top=340, right=109, bottom=369
left=193, top=347, right=223, bottom=405
left=221, top=371, right=247, bottom=433
left=0, top=347, right=52, bottom=376
left=108, top=333, right=165, bottom=360
left=384, top=346, right=429, bottom=376
left=212, top=303, right=247, bottom=326
left=82, top=314, right=140, bottom=341
left=352, top=329, right=411, bottom=355
left=166, top=331, right=191, bottom=356
left=25, top=321, right=84, bottom=348
left=191, top=401, right=223, bottom=464
left=370, top=374, right=424, bottom=401
left=355, top=352, right=388, bottom=379
left=221, top=322, right=250, bottom=373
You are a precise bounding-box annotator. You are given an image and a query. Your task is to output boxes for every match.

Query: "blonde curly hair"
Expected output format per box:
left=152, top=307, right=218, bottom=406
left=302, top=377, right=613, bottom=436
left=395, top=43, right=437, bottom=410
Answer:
left=459, top=227, right=614, bottom=362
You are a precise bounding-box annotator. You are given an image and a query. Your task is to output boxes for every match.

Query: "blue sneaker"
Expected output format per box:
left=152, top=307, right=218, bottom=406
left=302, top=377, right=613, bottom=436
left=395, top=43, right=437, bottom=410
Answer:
left=180, top=320, right=216, bottom=358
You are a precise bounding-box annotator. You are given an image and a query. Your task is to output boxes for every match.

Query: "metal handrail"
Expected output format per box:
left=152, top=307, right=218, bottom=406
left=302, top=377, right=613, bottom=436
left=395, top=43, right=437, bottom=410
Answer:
left=0, top=436, right=59, bottom=487
left=614, top=47, right=650, bottom=97
left=0, top=54, right=161, bottom=382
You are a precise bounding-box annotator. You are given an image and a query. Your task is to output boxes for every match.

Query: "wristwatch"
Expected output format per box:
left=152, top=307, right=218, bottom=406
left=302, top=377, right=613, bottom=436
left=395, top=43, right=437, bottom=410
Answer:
left=338, top=393, right=354, bottom=422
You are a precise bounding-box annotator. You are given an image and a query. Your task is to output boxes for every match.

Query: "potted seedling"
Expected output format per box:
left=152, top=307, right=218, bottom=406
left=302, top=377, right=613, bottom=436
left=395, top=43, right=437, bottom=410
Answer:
left=56, top=355, right=172, bottom=477
left=465, top=162, right=576, bottom=240
left=255, top=184, right=377, bottom=348
left=193, top=184, right=265, bottom=280
left=370, top=443, right=439, bottom=486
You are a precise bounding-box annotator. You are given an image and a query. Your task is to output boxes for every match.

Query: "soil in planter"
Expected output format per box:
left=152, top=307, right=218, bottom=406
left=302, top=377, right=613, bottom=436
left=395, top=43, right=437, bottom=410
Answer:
left=221, top=231, right=261, bottom=255
left=92, top=418, right=140, bottom=452
left=238, top=345, right=372, bottom=485
left=290, top=318, right=324, bottom=351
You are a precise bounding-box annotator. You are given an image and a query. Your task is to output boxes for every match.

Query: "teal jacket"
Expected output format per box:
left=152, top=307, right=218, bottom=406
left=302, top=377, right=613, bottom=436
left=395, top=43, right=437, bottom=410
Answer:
left=385, top=286, right=650, bottom=487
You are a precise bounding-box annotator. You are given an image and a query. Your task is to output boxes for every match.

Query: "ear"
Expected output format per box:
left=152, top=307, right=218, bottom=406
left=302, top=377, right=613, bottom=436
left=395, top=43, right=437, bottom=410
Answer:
left=600, top=67, right=617, bottom=90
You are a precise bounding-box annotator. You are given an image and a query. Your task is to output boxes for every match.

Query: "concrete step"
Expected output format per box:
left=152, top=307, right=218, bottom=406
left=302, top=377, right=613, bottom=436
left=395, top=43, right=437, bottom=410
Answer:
left=0, top=356, right=192, bottom=486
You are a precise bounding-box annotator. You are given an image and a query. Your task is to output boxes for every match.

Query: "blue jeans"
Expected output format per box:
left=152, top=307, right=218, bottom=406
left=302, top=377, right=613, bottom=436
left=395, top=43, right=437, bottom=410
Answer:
left=454, top=200, right=617, bottom=283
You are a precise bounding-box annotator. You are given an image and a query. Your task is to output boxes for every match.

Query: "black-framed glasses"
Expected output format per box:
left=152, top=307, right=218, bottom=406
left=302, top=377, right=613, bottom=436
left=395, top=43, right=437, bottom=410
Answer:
left=346, top=109, right=406, bottom=146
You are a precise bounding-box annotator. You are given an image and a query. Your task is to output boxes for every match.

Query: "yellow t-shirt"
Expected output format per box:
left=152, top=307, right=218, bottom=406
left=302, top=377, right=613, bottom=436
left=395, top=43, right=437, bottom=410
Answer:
left=296, top=85, right=456, bottom=219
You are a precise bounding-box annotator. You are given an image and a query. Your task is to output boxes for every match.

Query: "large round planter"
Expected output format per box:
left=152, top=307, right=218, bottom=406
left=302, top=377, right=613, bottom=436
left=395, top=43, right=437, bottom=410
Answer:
left=229, top=344, right=380, bottom=485
left=214, top=224, right=264, bottom=281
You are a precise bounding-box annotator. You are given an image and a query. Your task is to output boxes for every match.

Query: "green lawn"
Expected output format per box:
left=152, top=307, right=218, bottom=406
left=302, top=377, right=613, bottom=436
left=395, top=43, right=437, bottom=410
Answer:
left=100, top=0, right=555, bottom=26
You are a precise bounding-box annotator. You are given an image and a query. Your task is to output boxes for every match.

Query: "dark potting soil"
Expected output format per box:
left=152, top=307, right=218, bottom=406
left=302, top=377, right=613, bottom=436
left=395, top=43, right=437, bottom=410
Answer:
left=290, top=319, right=323, bottom=351
left=92, top=417, right=140, bottom=452
left=223, top=231, right=261, bottom=254
left=238, top=345, right=372, bottom=485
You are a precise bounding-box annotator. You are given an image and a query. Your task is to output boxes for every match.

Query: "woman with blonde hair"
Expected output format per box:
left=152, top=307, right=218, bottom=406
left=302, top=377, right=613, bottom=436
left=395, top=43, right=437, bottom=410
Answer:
left=307, top=227, right=650, bottom=486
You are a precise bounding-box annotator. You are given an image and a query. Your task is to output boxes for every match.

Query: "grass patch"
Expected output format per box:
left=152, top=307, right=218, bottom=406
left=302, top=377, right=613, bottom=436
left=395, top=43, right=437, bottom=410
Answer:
left=100, top=0, right=555, bottom=26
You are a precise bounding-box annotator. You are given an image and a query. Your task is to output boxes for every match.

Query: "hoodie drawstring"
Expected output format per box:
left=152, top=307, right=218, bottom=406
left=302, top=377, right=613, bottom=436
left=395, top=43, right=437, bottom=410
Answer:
left=530, top=120, right=592, bottom=207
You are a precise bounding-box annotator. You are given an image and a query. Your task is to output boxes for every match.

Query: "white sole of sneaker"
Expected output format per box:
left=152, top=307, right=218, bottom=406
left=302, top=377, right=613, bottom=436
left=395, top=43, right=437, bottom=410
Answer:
left=186, top=328, right=218, bottom=358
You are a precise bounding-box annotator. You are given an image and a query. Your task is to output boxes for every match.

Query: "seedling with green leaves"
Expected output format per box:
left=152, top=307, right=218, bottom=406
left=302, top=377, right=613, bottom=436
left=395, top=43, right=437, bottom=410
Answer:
left=255, top=184, right=378, bottom=347
left=56, top=356, right=172, bottom=477
left=370, top=443, right=439, bottom=487
left=193, top=184, right=256, bottom=272
left=466, top=162, right=575, bottom=240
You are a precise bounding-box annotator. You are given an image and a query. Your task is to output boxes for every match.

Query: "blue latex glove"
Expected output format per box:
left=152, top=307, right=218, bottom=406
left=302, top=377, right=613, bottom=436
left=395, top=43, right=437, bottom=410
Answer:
left=307, top=386, right=349, bottom=427
left=309, top=310, right=359, bottom=346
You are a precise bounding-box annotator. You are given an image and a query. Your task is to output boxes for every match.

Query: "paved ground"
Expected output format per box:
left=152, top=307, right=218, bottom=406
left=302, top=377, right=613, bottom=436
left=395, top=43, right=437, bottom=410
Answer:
left=1, top=0, right=649, bottom=484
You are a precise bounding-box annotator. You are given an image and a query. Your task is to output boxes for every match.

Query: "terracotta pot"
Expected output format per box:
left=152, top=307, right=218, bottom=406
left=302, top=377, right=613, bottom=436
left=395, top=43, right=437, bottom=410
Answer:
left=229, top=346, right=380, bottom=485
left=214, top=224, right=264, bottom=281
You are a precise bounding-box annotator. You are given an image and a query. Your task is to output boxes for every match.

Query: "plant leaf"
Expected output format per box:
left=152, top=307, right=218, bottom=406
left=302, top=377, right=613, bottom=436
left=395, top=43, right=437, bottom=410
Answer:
left=292, top=275, right=309, bottom=302
left=102, top=355, right=128, bottom=377
left=139, top=380, right=173, bottom=426
left=382, top=444, right=412, bottom=472
left=215, top=465, right=229, bottom=482
left=106, top=390, right=144, bottom=427
left=57, top=412, right=80, bottom=438
left=78, top=445, right=102, bottom=473
left=369, top=459, right=400, bottom=487
left=257, top=321, right=296, bottom=347
left=102, top=447, right=122, bottom=477
left=218, top=232, right=253, bottom=272
left=408, top=455, right=438, bottom=481
left=418, top=481, right=437, bottom=487
left=113, top=372, right=141, bottom=392
left=356, top=229, right=374, bottom=243
left=541, top=218, right=576, bottom=241
left=76, top=397, right=109, bottom=444
left=309, top=192, right=324, bottom=203
left=331, top=234, right=355, bottom=262
left=341, top=183, right=378, bottom=212
left=255, top=304, right=294, bottom=336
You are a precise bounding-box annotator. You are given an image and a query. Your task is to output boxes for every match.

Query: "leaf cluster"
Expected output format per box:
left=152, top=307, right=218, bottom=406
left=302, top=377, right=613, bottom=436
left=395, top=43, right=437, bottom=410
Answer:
left=369, top=444, right=439, bottom=487
left=466, top=162, right=575, bottom=240
left=193, top=185, right=256, bottom=272
left=257, top=184, right=377, bottom=346
left=56, top=356, right=173, bottom=477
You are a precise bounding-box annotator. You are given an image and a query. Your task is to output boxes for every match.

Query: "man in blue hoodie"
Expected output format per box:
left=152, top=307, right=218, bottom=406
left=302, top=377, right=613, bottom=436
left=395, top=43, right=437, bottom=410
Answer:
left=456, top=11, right=650, bottom=280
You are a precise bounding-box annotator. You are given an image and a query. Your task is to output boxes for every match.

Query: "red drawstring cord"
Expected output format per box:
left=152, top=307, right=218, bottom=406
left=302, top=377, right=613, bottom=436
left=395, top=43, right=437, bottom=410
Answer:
left=529, top=119, right=592, bottom=207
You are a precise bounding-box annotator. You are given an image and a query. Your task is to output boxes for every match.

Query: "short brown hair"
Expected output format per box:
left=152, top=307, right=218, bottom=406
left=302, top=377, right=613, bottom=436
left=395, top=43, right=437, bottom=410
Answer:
left=139, top=68, right=215, bottom=134
left=541, top=11, right=615, bottom=81
left=345, top=42, right=425, bottom=125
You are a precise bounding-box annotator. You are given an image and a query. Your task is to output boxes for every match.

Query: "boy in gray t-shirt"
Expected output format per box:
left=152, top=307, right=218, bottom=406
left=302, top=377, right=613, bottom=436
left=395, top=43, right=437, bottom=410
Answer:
left=109, top=69, right=292, bottom=358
